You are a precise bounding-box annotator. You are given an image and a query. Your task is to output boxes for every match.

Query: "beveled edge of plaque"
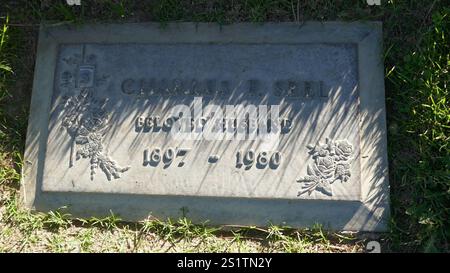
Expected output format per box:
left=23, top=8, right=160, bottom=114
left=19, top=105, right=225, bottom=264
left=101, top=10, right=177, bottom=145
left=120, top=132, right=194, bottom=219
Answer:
left=21, top=22, right=390, bottom=231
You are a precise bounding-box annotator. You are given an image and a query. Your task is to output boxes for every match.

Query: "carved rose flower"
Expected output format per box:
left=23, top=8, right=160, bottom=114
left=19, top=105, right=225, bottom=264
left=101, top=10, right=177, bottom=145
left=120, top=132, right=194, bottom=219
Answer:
left=75, top=133, right=103, bottom=159
left=334, top=163, right=351, bottom=182
left=80, top=110, right=108, bottom=132
left=314, top=155, right=335, bottom=178
left=317, top=146, right=329, bottom=157
left=334, top=140, right=353, bottom=161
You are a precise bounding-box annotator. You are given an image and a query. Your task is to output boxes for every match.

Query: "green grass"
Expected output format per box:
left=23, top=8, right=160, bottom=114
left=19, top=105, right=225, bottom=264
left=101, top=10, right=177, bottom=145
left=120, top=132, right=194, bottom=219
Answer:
left=0, top=0, right=449, bottom=252
left=1, top=192, right=362, bottom=252
left=386, top=9, right=449, bottom=252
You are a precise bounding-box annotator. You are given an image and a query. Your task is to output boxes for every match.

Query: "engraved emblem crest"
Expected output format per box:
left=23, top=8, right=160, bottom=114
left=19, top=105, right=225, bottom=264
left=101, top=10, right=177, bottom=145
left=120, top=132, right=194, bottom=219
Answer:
left=297, top=138, right=353, bottom=196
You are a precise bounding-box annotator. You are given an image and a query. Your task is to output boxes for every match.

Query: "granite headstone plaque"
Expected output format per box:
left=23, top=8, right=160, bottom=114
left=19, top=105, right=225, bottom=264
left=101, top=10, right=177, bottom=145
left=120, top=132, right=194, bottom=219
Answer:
left=22, top=22, right=390, bottom=231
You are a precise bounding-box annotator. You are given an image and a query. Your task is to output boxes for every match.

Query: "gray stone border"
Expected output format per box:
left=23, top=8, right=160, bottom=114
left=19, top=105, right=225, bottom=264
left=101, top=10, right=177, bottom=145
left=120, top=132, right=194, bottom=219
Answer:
left=21, top=22, right=390, bottom=231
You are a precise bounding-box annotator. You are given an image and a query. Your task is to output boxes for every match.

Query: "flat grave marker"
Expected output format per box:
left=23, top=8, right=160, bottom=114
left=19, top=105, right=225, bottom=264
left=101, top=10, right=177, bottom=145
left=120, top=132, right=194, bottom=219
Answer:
left=22, top=22, right=390, bottom=231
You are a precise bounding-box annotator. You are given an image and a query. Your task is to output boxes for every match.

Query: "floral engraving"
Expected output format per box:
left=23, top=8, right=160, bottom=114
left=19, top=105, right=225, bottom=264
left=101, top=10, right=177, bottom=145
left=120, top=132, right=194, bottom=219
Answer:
left=297, top=138, right=353, bottom=196
left=60, top=88, right=130, bottom=181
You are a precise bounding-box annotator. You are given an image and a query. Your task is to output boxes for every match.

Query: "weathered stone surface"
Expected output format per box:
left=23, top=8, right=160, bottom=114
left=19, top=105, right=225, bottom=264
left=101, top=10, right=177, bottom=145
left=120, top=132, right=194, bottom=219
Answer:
left=22, top=22, right=390, bottom=231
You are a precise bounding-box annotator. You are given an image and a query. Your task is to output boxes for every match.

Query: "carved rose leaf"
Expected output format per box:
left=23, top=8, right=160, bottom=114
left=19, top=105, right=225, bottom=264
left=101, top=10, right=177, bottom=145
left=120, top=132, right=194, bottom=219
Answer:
left=316, top=181, right=333, bottom=196
left=297, top=175, right=320, bottom=196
